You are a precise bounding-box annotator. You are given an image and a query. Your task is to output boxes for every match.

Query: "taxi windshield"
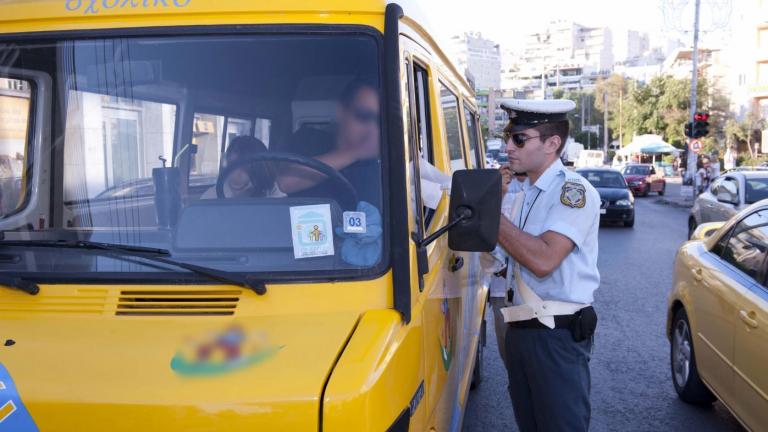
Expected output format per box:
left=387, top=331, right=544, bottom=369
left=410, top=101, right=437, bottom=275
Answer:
left=0, top=32, right=385, bottom=282
left=623, top=165, right=650, bottom=176
left=581, top=171, right=627, bottom=189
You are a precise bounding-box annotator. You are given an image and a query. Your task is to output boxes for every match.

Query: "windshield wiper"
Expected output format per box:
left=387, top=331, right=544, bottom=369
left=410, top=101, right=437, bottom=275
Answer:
left=0, top=275, right=39, bottom=295
left=0, top=240, right=267, bottom=295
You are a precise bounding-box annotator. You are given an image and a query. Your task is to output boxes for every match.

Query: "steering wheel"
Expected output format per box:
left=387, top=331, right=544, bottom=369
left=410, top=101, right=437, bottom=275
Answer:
left=216, top=152, right=359, bottom=209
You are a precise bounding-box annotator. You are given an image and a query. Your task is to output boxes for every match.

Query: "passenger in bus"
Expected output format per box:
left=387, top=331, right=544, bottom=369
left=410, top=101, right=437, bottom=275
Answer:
left=277, top=79, right=381, bottom=206
left=201, top=136, right=285, bottom=199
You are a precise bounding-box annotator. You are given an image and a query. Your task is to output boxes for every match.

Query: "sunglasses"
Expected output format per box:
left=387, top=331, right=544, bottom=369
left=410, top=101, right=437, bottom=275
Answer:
left=504, top=132, right=550, bottom=148
left=351, top=107, right=379, bottom=125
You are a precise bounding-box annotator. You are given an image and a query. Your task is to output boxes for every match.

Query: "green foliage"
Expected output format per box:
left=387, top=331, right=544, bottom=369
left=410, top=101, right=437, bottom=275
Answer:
left=621, top=75, right=711, bottom=149
left=736, top=155, right=768, bottom=167
left=556, top=89, right=603, bottom=148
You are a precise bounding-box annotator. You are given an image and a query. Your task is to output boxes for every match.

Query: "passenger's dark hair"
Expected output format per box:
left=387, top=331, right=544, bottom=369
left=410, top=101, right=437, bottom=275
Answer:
left=224, top=135, right=275, bottom=197
left=339, top=78, right=378, bottom=107
left=534, top=120, right=570, bottom=155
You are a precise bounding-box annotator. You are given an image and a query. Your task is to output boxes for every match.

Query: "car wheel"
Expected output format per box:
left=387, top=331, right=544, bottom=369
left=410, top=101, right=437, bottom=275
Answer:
left=470, top=318, right=486, bottom=390
left=643, top=184, right=651, bottom=197
left=658, top=184, right=666, bottom=196
left=688, top=218, right=697, bottom=240
left=670, top=308, right=716, bottom=405
left=623, top=217, right=635, bottom=228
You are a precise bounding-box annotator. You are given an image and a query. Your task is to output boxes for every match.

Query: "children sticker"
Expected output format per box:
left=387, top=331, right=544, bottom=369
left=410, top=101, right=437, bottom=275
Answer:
left=290, top=204, right=335, bottom=259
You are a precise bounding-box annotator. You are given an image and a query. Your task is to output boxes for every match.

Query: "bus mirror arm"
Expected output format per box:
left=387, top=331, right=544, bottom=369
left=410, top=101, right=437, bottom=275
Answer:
left=415, top=209, right=471, bottom=250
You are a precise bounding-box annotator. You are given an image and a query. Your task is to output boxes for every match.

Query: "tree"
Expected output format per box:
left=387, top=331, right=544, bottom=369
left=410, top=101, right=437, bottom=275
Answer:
left=555, top=89, right=601, bottom=149
left=622, top=75, right=708, bottom=149
left=725, top=110, right=766, bottom=158
left=594, top=74, right=630, bottom=143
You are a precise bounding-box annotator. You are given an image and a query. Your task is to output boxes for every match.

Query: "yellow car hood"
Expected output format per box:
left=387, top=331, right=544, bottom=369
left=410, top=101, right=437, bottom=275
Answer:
left=0, top=285, right=362, bottom=432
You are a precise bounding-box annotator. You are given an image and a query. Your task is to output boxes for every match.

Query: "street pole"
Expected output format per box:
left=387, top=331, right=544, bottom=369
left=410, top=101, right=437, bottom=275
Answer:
left=619, top=88, right=623, bottom=146
left=686, top=0, right=701, bottom=188
left=603, top=91, right=609, bottom=164
left=487, top=88, right=496, bottom=136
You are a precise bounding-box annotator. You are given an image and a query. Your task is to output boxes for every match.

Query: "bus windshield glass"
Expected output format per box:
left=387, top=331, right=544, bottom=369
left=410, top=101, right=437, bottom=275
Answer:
left=0, top=32, right=385, bottom=282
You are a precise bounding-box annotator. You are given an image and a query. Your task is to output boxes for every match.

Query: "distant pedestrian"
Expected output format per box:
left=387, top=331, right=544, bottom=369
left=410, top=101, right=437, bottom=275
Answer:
left=724, top=146, right=736, bottom=171
left=696, top=159, right=709, bottom=194
left=709, top=152, right=721, bottom=178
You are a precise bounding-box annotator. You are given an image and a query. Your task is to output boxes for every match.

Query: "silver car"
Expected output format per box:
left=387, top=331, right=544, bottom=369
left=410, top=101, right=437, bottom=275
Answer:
left=689, top=171, right=768, bottom=238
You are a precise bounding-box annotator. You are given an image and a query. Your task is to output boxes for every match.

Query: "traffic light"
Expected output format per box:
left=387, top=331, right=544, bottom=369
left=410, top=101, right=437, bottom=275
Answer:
left=692, top=112, right=710, bottom=138
left=684, top=122, right=693, bottom=138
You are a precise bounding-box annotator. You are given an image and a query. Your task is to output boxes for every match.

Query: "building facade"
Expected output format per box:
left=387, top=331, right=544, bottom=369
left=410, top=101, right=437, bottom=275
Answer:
left=500, top=20, right=614, bottom=99
left=448, top=32, right=501, bottom=92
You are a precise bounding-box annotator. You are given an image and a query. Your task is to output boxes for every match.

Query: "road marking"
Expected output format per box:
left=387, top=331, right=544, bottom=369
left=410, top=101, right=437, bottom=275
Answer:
left=0, top=400, right=16, bottom=423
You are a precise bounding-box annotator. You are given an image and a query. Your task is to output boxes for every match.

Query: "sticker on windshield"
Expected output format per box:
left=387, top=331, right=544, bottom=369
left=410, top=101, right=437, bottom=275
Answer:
left=342, top=211, right=367, bottom=234
left=290, top=204, right=335, bottom=259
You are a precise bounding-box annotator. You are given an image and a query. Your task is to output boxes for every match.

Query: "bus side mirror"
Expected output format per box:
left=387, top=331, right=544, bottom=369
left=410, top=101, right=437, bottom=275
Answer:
left=448, top=169, right=501, bottom=252
left=415, top=169, right=501, bottom=274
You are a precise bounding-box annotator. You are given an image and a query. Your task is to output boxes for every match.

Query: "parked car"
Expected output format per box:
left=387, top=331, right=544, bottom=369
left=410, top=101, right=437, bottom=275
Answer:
left=668, top=202, right=768, bottom=430
left=622, top=164, right=666, bottom=197
left=577, top=167, right=635, bottom=227
left=689, top=171, right=768, bottom=238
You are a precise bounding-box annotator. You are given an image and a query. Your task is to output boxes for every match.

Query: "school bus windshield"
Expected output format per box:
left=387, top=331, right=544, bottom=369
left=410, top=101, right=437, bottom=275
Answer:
left=0, top=31, right=386, bottom=282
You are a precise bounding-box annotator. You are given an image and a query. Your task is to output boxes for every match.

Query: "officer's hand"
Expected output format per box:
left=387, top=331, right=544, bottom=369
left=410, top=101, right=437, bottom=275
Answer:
left=500, top=164, right=512, bottom=195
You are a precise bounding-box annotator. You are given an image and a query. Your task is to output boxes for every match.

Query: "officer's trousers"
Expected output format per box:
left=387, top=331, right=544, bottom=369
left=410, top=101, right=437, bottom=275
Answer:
left=490, top=296, right=508, bottom=368
left=504, top=326, right=592, bottom=432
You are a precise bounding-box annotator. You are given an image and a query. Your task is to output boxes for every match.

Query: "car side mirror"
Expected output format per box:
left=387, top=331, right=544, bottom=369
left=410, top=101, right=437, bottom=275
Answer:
left=691, top=221, right=725, bottom=241
left=716, top=192, right=738, bottom=205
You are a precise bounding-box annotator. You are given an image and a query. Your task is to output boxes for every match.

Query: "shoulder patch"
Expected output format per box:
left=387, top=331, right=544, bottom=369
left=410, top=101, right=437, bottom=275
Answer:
left=560, top=181, right=587, bottom=208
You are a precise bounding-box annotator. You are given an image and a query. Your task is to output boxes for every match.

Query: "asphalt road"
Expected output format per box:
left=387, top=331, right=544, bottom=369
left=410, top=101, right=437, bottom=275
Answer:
left=463, top=181, right=744, bottom=431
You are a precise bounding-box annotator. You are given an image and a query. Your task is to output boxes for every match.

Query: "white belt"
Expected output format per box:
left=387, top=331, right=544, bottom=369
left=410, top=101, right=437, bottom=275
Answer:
left=499, top=191, right=589, bottom=329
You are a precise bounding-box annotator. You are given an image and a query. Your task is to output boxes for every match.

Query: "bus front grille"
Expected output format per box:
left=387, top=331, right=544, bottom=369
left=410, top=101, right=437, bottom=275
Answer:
left=116, top=289, right=241, bottom=316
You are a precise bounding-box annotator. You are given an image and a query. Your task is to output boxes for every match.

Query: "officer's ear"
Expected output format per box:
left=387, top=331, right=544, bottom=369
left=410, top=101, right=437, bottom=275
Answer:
left=543, top=135, right=561, bottom=155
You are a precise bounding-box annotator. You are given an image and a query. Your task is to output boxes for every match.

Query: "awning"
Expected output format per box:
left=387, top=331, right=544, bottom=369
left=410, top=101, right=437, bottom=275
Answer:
left=616, top=134, right=680, bottom=156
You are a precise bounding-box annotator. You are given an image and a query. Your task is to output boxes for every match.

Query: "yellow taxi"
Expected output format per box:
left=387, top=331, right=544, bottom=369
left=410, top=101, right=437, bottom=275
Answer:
left=668, top=201, right=768, bottom=430
left=0, top=1, right=501, bottom=430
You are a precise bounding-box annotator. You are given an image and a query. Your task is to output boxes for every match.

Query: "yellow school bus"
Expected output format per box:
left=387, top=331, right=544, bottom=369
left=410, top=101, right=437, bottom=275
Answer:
left=0, top=1, right=501, bottom=430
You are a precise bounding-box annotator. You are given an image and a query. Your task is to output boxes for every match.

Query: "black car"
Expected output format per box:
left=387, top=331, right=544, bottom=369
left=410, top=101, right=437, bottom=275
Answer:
left=577, top=167, right=635, bottom=227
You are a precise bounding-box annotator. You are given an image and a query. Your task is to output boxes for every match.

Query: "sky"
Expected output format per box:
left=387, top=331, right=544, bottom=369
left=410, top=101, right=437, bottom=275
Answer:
left=417, top=0, right=734, bottom=55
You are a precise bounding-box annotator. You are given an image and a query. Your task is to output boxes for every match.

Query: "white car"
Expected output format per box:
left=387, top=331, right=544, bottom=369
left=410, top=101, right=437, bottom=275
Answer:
left=689, top=171, right=768, bottom=238
left=575, top=150, right=605, bottom=168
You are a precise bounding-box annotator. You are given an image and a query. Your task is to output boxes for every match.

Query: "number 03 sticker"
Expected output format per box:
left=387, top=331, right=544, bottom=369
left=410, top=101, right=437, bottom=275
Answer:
left=343, top=211, right=367, bottom=234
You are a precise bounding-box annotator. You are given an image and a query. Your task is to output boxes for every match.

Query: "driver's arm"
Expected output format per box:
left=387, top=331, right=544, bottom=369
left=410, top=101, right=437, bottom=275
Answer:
left=277, top=149, right=359, bottom=194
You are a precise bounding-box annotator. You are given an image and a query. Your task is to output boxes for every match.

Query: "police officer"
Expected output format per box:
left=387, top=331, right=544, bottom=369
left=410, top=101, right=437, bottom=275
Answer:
left=496, top=99, right=600, bottom=432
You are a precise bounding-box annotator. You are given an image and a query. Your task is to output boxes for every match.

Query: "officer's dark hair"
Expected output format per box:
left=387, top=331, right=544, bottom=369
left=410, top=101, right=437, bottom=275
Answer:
left=534, top=120, right=570, bottom=155
left=339, top=78, right=378, bottom=108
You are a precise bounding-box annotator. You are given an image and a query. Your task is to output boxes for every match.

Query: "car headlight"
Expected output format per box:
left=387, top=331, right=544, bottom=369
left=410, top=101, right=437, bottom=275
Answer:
left=616, top=199, right=632, bottom=206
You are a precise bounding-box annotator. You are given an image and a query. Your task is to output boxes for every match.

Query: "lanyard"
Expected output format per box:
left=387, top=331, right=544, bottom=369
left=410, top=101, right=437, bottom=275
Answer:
left=518, top=189, right=542, bottom=230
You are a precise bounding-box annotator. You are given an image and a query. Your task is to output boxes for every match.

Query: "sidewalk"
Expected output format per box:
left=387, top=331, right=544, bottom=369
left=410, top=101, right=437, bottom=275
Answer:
left=652, top=177, right=694, bottom=209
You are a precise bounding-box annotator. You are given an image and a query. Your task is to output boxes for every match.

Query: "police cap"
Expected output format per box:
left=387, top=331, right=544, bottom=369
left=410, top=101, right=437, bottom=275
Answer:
left=500, top=99, right=576, bottom=133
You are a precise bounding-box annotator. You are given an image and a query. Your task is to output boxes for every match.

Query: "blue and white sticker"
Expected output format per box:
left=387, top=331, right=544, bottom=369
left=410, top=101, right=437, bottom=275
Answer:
left=0, top=363, right=38, bottom=432
left=289, top=204, right=335, bottom=259
left=342, top=211, right=367, bottom=234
